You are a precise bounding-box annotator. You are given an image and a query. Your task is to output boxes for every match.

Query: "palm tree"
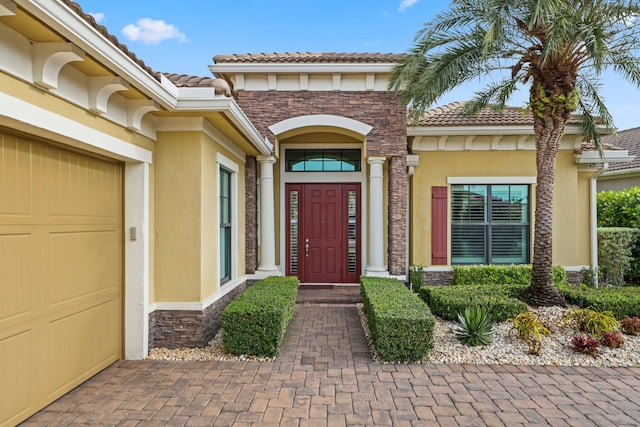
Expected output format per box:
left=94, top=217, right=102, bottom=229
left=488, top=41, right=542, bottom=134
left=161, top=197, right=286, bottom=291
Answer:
left=390, top=0, right=640, bottom=306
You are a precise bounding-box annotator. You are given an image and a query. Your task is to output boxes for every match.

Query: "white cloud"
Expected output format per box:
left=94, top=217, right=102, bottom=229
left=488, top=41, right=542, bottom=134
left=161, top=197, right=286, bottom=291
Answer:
left=89, top=12, right=105, bottom=23
left=121, top=18, right=187, bottom=44
left=398, top=0, right=420, bottom=12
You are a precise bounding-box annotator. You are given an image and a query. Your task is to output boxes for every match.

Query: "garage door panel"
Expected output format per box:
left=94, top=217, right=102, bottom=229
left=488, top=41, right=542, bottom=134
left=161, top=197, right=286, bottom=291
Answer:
left=0, top=232, right=34, bottom=326
left=48, top=149, right=121, bottom=221
left=0, top=131, right=123, bottom=426
left=49, top=229, right=120, bottom=307
left=0, top=328, right=33, bottom=427
left=47, top=299, right=120, bottom=396
left=0, top=133, right=32, bottom=218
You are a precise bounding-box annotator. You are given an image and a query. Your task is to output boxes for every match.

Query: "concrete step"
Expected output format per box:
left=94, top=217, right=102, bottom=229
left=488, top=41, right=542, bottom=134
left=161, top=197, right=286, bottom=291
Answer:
left=296, top=285, right=362, bottom=305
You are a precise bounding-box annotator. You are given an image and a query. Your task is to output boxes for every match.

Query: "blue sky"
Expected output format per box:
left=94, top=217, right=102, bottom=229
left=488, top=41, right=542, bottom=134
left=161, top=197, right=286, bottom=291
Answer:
left=76, top=0, right=639, bottom=131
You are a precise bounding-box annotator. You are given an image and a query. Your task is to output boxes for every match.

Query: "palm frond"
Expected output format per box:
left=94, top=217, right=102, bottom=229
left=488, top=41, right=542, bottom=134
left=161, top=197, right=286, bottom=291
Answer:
left=575, top=76, right=616, bottom=149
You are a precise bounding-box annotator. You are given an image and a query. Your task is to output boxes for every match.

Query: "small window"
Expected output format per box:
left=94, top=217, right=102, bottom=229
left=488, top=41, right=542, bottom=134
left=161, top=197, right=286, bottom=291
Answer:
left=220, top=168, right=232, bottom=284
left=285, top=149, right=361, bottom=172
left=451, top=184, right=530, bottom=265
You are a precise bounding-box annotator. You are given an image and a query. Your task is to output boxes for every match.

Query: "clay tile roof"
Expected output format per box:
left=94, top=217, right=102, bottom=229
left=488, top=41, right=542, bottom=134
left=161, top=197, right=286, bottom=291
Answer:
left=163, top=73, right=232, bottom=96
left=416, top=101, right=535, bottom=127
left=61, top=0, right=159, bottom=81
left=416, top=101, right=585, bottom=127
left=61, top=1, right=226, bottom=89
left=602, top=127, right=640, bottom=171
left=578, top=141, right=624, bottom=152
left=213, top=52, right=404, bottom=64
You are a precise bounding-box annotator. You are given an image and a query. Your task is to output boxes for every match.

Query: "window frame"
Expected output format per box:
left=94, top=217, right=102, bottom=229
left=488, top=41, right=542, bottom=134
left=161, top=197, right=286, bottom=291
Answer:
left=284, top=148, right=362, bottom=172
left=217, top=153, right=239, bottom=286
left=449, top=181, right=532, bottom=265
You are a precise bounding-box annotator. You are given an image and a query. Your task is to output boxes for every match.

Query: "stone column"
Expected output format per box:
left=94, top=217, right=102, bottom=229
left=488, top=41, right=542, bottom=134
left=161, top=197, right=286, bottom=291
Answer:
left=257, top=155, right=278, bottom=273
left=367, top=156, right=387, bottom=273
left=388, top=156, right=408, bottom=275
left=244, top=156, right=258, bottom=273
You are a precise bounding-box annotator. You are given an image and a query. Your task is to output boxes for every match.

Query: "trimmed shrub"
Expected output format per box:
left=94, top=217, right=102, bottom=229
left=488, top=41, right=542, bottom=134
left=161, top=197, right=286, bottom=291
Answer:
left=409, top=264, right=425, bottom=292
left=558, top=283, right=640, bottom=319
left=452, top=264, right=567, bottom=287
left=221, top=276, right=299, bottom=357
left=597, top=227, right=639, bottom=286
left=361, top=277, right=436, bottom=362
left=419, top=283, right=529, bottom=321
left=598, top=188, right=640, bottom=283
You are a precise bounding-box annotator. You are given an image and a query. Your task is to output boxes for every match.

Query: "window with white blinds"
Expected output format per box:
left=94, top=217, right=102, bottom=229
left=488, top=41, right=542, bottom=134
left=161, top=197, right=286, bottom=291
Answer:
left=451, top=184, right=530, bottom=265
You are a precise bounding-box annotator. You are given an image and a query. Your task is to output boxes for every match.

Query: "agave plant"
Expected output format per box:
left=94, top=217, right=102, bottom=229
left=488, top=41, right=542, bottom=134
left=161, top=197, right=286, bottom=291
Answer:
left=454, top=306, right=494, bottom=346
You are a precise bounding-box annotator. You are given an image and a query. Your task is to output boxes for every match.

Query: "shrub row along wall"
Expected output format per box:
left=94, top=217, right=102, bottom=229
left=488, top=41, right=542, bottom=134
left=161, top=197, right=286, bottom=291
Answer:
left=597, top=227, right=639, bottom=286
left=418, top=265, right=568, bottom=321
left=221, top=276, right=299, bottom=357
left=598, top=187, right=640, bottom=283
left=558, top=283, right=640, bottom=319
left=360, top=277, right=435, bottom=362
left=419, top=284, right=529, bottom=321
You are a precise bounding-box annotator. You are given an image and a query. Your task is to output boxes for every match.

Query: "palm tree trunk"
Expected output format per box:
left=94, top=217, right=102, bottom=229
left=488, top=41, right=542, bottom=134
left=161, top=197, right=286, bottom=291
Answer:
left=528, top=113, right=567, bottom=307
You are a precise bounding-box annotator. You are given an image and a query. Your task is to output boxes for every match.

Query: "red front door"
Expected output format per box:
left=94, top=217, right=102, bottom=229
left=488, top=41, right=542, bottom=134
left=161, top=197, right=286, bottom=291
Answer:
left=286, top=183, right=360, bottom=283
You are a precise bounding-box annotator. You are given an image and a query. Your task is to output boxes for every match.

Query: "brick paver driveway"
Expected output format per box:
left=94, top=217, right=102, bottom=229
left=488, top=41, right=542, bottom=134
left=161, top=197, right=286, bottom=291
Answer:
left=21, top=289, right=640, bottom=426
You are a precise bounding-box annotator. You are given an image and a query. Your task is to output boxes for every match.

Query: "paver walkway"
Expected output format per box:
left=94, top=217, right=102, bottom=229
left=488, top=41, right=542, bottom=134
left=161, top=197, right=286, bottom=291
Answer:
left=21, top=287, right=640, bottom=426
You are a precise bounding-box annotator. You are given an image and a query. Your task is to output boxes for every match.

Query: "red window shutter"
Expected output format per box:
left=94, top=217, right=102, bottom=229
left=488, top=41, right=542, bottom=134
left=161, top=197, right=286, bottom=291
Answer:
left=431, top=186, right=448, bottom=265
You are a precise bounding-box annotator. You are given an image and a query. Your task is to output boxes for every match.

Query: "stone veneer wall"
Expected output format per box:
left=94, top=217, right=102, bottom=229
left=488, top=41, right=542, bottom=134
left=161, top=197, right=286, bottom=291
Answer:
left=245, top=156, right=258, bottom=273
left=235, top=91, right=408, bottom=274
left=148, top=280, right=251, bottom=349
left=388, top=156, right=408, bottom=275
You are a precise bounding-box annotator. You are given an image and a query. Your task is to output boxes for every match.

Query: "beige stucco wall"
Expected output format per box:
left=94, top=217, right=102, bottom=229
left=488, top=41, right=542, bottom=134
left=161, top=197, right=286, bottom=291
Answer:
left=155, top=131, right=202, bottom=302
left=410, top=149, right=591, bottom=268
left=0, top=71, right=158, bottom=302
left=597, top=174, right=640, bottom=192
left=154, top=130, right=247, bottom=303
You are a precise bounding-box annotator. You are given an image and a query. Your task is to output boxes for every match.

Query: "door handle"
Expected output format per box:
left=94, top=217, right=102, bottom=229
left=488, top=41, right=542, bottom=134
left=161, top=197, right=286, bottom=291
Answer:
left=305, top=238, right=309, bottom=257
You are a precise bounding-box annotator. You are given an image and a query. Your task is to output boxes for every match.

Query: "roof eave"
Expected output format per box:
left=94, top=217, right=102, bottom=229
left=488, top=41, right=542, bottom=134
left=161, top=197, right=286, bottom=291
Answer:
left=210, top=62, right=397, bottom=75
left=574, top=150, right=635, bottom=164
left=599, top=166, right=640, bottom=177
left=407, top=124, right=587, bottom=136
left=20, top=0, right=179, bottom=109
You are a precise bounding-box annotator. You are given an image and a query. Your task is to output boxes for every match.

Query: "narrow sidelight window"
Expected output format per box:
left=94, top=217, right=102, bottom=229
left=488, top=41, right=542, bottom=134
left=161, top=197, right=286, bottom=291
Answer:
left=220, top=168, right=232, bottom=283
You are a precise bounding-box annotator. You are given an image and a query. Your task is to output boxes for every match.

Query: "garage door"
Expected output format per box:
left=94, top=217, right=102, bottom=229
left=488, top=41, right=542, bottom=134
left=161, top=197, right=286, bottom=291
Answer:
left=0, top=132, right=122, bottom=426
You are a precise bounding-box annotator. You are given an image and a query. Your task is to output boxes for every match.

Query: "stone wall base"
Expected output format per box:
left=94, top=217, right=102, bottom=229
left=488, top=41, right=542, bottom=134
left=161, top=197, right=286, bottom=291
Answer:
left=149, top=280, right=252, bottom=349
left=423, top=270, right=453, bottom=286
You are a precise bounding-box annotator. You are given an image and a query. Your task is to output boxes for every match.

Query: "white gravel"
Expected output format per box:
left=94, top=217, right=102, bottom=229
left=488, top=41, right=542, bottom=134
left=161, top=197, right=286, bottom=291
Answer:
left=360, top=304, right=640, bottom=367
left=148, top=305, right=640, bottom=367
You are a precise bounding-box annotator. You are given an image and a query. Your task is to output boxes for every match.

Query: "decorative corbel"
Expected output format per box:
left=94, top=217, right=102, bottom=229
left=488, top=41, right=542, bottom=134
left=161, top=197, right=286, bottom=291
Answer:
left=88, top=76, right=130, bottom=114
left=0, top=0, right=17, bottom=16
left=406, top=154, right=419, bottom=177
left=126, top=99, right=159, bottom=131
left=32, top=42, right=85, bottom=89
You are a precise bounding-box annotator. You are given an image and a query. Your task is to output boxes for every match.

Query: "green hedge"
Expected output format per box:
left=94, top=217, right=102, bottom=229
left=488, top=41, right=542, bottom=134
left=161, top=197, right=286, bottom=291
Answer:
left=598, top=187, right=640, bottom=282
left=598, top=227, right=639, bottom=286
left=558, top=283, right=640, bottom=319
left=419, top=283, right=529, bottom=321
left=361, top=277, right=435, bottom=362
left=221, top=276, right=299, bottom=357
left=451, top=264, right=567, bottom=287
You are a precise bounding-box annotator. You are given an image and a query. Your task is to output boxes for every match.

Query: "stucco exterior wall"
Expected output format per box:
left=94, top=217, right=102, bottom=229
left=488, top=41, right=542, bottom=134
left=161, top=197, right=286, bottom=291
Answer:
left=410, top=149, right=591, bottom=268
left=155, top=131, right=203, bottom=302
left=154, top=130, right=247, bottom=303
left=597, top=174, right=640, bottom=192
